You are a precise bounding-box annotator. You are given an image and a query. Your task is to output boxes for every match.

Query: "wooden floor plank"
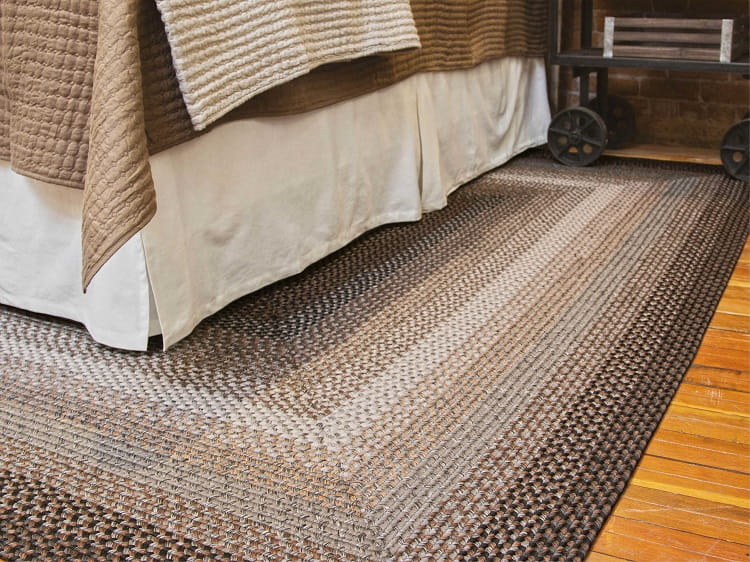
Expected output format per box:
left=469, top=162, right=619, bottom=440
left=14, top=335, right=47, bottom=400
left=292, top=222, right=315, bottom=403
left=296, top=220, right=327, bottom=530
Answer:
left=661, top=404, right=750, bottom=444
left=646, top=429, right=750, bottom=474
left=631, top=456, right=750, bottom=508
left=587, top=552, right=630, bottom=562
left=671, top=383, right=749, bottom=418
left=728, top=277, right=750, bottom=290
left=650, top=428, right=750, bottom=460
left=594, top=530, right=734, bottom=561
left=723, top=286, right=750, bottom=302
left=611, top=487, right=750, bottom=545
left=586, top=551, right=629, bottom=562
left=602, top=144, right=722, bottom=165
left=708, top=311, right=750, bottom=333
left=701, top=328, right=750, bottom=351
left=715, top=296, right=750, bottom=317
left=730, top=263, right=750, bottom=284
left=637, top=455, right=749, bottom=487
left=603, top=517, right=750, bottom=560
left=692, top=345, right=750, bottom=372
left=683, top=366, right=750, bottom=393
left=620, top=486, right=750, bottom=528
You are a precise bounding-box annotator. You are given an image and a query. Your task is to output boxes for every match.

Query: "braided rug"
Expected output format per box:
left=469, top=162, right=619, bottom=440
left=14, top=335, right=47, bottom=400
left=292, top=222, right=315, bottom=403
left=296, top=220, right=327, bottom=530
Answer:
left=1, top=154, right=747, bottom=560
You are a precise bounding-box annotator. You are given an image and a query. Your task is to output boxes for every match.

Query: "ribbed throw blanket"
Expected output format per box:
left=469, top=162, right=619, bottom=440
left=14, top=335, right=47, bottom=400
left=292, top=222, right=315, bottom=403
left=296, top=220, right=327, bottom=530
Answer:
left=155, top=0, right=420, bottom=129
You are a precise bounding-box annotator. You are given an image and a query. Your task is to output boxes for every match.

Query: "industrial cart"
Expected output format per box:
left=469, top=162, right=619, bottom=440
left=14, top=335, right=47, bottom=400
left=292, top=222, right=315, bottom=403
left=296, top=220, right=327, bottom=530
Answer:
left=546, top=0, right=750, bottom=181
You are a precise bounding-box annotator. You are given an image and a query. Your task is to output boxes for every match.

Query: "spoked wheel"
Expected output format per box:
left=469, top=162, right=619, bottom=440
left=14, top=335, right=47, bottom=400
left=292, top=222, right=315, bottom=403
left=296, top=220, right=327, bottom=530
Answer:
left=586, top=95, right=636, bottom=149
left=720, top=119, right=749, bottom=182
left=548, top=107, right=608, bottom=166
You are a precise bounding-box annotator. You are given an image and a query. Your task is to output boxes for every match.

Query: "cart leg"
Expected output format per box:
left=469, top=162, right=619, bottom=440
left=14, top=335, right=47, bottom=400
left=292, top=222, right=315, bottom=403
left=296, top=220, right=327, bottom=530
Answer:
left=578, top=68, right=590, bottom=106
left=597, top=69, right=609, bottom=116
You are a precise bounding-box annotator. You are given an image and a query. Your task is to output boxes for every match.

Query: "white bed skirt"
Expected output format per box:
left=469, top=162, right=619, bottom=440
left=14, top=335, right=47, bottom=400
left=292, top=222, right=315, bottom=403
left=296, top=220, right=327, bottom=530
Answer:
left=0, top=56, right=550, bottom=350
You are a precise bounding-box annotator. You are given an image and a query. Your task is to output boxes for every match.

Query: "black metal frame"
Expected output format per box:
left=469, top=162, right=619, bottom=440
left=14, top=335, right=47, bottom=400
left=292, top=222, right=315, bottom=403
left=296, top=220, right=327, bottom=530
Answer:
left=548, top=0, right=750, bottom=112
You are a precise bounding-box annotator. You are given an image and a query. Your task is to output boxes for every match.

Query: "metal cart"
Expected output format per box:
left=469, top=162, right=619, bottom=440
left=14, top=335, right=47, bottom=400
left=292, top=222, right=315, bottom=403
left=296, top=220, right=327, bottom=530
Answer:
left=546, top=0, right=750, bottom=181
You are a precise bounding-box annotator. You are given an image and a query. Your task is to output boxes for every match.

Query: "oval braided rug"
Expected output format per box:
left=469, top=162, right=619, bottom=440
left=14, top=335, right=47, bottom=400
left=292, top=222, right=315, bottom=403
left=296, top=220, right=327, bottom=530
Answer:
left=1, top=154, right=747, bottom=560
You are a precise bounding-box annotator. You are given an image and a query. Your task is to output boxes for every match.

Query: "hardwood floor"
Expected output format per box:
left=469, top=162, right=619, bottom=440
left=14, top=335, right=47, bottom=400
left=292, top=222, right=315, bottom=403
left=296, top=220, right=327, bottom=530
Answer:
left=587, top=237, right=750, bottom=561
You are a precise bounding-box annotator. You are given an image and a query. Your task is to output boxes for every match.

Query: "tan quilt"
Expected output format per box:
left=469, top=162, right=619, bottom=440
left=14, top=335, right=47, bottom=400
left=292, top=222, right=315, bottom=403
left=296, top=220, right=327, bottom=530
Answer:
left=0, top=0, right=548, bottom=289
left=155, top=0, right=420, bottom=129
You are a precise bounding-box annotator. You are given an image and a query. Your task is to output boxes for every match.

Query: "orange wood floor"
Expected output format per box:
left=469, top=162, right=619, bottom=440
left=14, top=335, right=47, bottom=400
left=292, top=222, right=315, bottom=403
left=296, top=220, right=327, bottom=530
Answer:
left=587, top=237, right=750, bottom=561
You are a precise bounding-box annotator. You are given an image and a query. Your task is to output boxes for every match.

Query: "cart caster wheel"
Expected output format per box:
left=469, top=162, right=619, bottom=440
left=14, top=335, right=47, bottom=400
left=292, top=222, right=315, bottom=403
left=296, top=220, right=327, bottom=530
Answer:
left=586, top=95, right=636, bottom=149
left=720, top=119, right=749, bottom=182
left=548, top=107, right=608, bottom=167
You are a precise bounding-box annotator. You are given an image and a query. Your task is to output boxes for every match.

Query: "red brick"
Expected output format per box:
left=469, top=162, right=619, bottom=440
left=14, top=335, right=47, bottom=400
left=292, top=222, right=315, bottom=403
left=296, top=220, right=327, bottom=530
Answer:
left=678, top=101, right=707, bottom=120
left=640, top=79, right=701, bottom=101
left=668, top=71, right=733, bottom=82
left=700, top=80, right=750, bottom=105
left=683, top=0, right=749, bottom=16
left=608, top=76, right=640, bottom=97
left=609, top=69, right=665, bottom=81
left=635, top=117, right=724, bottom=149
left=675, top=102, right=737, bottom=132
left=650, top=99, right=680, bottom=118
left=629, top=97, right=651, bottom=122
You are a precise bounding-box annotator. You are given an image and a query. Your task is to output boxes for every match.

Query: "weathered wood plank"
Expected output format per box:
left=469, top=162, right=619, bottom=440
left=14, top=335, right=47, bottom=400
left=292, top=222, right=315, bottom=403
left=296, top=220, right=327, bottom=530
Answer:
left=632, top=456, right=750, bottom=508
left=603, top=516, right=750, bottom=559
left=647, top=428, right=750, bottom=473
left=692, top=345, right=750, bottom=372
left=700, top=328, right=750, bottom=351
left=587, top=552, right=629, bottom=562
left=611, top=486, right=750, bottom=544
left=683, top=366, right=750, bottom=393
left=662, top=403, right=749, bottom=444
left=671, top=383, right=749, bottom=417
left=707, top=311, right=750, bottom=333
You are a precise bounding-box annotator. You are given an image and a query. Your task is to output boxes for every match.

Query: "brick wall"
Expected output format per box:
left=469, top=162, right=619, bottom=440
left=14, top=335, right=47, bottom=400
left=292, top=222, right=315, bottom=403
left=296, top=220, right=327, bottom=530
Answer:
left=555, top=0, right=750, bottom=148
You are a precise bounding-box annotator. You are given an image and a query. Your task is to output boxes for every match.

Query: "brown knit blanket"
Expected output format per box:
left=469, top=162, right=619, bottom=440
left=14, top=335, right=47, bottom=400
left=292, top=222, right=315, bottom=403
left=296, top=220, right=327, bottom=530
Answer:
left=0, top=0, right=547, bottom=288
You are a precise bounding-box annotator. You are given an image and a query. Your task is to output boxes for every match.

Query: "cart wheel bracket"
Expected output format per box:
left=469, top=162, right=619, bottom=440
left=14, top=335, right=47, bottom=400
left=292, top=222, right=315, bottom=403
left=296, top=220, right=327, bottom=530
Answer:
left=720, top=119, right=749, bottom=182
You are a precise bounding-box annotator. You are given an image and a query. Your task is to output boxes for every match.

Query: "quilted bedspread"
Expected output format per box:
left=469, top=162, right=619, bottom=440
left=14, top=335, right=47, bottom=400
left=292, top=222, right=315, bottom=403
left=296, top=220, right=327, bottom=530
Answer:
left=0, top=0, right=547, bottom=289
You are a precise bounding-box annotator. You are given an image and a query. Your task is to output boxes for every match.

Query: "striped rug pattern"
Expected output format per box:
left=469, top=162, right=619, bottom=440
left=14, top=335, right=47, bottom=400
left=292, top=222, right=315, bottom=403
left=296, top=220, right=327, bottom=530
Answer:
left=1, top=155, right=747, bottom=560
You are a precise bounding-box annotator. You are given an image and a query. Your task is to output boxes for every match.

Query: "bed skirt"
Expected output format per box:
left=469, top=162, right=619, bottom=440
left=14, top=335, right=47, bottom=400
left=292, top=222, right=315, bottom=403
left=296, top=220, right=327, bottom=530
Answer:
left=0, top=56, right=550, bottom=350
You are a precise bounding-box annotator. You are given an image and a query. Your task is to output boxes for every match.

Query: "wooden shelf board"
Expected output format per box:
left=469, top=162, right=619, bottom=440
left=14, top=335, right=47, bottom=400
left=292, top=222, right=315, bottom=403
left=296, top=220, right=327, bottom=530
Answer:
left=552, top=48, right=750, bottom=73
left=604, top=144, right=723, bottom=165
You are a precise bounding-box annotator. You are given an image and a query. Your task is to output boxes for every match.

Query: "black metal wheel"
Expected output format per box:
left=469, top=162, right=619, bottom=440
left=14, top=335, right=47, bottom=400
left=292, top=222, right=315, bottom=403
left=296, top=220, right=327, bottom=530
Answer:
left=548, top=107, right=608, bottom=167
left=720, top=119, right=749, bottom=182
left=586, top=95, right=636, bottom=149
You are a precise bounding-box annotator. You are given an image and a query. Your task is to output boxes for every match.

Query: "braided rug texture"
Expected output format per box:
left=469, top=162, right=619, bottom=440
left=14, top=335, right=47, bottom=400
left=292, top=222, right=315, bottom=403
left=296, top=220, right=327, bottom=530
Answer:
left=1, top=155, right=747, bottom=560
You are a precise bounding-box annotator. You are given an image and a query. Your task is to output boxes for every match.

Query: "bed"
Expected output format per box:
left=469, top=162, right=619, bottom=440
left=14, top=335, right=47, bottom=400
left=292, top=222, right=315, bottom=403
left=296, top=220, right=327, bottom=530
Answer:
left=0, top=0, right=551, bottom=350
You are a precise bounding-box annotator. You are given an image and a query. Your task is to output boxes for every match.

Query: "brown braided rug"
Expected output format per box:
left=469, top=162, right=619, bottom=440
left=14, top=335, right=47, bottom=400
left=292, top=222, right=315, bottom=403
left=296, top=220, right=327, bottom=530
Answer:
left=1, top=154, right=747, bottom=560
